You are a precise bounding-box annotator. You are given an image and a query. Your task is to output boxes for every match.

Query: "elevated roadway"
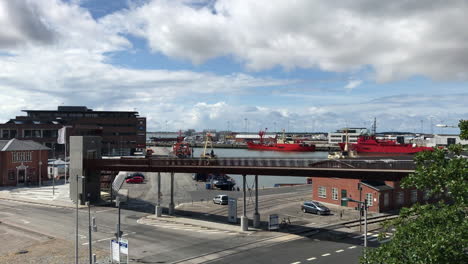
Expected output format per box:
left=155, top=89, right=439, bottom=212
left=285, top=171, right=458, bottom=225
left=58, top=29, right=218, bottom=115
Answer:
left=85, top=157, right=415, bottom=181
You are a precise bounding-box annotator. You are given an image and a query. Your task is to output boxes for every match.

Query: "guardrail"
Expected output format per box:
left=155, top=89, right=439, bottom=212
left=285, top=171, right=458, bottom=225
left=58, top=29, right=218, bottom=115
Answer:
left=89, top=157, right=415, bottom=170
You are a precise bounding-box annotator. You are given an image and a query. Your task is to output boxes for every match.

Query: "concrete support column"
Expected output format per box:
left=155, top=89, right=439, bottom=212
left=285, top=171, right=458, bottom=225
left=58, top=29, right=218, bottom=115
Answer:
left=253, top=175, right=260, bottom=228
left=240, top=174, right=248, bottom=231
left=155, top=172, right=162, bottom=217
left=168, top=172, right=175, bottom=215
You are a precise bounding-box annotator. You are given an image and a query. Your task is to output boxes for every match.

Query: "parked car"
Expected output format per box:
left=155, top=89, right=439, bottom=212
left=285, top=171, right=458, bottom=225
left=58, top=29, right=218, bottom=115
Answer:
left=125, top=172, right=145, bottom=180
left=213, top=195, right=229, bottom=205
left=301, top=201, right=330, bottom=215
left=126, top=176, right=144, bottom=184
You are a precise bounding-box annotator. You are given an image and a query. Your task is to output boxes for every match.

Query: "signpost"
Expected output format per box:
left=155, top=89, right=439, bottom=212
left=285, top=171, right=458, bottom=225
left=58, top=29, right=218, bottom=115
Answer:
left=111, top=239, right=120, bottom=263
left=228, top=198, right=237, bottom=223
left=119, top=238, right=129, bottom=263
left=110, top=238, right=129, bottom=263
left=268, top=214, right=279, bottom=231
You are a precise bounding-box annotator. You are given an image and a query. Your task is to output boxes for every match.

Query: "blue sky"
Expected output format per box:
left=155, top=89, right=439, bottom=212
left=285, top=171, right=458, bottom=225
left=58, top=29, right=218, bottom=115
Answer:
left=0, top=0, right=466, bottom=133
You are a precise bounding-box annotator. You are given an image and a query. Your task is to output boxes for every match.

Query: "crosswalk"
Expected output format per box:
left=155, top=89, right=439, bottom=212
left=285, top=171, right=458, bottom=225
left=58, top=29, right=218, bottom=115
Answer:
left=351, top=229, right=395, bottom=244
left=137, top=217, right=240, bottom=235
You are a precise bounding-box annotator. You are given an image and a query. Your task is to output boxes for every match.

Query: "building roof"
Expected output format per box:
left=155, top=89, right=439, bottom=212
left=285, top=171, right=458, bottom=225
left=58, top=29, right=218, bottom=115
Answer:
left=0, top=139, right=50, bottom=151
left=361, top=180, right=394, bottom=191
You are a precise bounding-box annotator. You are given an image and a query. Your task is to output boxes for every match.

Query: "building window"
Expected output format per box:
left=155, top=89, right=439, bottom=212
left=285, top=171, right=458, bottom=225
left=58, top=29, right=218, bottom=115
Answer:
left=12, top=151, right=32, bottom=163
left=332, top=188, right=338, bottom=200
left=318, top=186, right=326, bottom=198
left=410, top=190, right=418, bottom=203
left=396, top=191, right=404, bottom=205
left=1, top=130, right=8, bottom=138
left=366, top=193, right=373, bottom=206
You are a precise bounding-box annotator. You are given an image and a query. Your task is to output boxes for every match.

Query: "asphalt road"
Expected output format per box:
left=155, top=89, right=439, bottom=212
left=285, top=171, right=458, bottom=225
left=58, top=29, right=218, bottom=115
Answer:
left=0, top=199, right=274, bottom=263
left=208, top=233, right=369, bottom=264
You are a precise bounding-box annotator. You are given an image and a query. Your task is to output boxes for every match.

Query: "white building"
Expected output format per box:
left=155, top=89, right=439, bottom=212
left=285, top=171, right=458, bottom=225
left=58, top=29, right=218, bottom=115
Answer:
left=425, top=134, right=468, bottom=147
left=328, top=128, right=368, bottom=144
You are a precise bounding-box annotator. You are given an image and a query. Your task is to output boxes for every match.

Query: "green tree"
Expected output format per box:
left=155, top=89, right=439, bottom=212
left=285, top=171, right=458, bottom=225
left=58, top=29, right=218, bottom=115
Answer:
left=361, top=121, right=468, bottom=264
left=460, top=119, right=468, bottom=140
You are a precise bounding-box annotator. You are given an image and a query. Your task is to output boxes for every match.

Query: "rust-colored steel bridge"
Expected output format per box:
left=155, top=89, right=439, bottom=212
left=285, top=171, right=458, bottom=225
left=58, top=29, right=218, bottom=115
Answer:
left=85, top=157, right=415, bottom=181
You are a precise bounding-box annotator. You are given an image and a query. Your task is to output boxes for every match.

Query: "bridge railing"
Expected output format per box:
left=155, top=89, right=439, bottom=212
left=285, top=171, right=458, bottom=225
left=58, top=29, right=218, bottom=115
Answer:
left=86, top=157, right=415, bottom=170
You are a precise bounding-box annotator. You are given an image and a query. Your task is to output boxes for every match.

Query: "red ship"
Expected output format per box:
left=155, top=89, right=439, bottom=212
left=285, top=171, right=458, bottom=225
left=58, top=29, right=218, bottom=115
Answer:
left=247, top=130, right=316, bottom=152
left=339, top=135, right=433, bottom=154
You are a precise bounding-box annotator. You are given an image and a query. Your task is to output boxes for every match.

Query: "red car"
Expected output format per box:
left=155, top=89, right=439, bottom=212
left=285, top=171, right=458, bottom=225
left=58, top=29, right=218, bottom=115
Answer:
left=126, top=176, right=144, bottom=184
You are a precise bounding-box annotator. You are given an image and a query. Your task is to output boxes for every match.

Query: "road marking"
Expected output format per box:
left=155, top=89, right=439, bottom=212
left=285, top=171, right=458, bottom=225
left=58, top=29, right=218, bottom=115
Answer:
left=369, top=237, right=379, bottom=242
left=307, top=257, right=316, bottom=261
left=321, top=253, right=330, bottom=257
left=291, top=262, right=301, bottom=264
left=348, top=246, right=357, bottom=249
left=335, top=249, right=344, bottom=253
left=81, top=232, right=135, bottom=245
left=352, top=234, right=363, bottom=239
left=95, top=208, right=114, bottom=213
left=20, top=219, right=30, bottom=224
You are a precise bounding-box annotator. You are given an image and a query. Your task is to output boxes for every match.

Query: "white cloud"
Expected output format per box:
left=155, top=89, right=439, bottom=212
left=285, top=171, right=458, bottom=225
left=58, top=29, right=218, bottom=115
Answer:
left=345, top=80, right=362, bottom=90
left=0, top=0, right=465, bottom=133
left=108, top=0, right=468, bottom=82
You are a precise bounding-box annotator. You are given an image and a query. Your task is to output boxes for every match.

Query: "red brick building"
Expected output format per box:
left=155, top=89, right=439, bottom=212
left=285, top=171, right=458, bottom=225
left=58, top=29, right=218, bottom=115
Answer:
left=0, top=139, right=49, bottom=187
left=311, top=177, right=430, bottom=213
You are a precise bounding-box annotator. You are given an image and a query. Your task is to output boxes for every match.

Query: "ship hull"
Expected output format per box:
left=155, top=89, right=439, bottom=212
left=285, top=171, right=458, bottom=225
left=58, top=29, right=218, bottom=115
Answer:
left=247, top=142, right=315, bottom=152
left=339, top=141, right=433, bottom=154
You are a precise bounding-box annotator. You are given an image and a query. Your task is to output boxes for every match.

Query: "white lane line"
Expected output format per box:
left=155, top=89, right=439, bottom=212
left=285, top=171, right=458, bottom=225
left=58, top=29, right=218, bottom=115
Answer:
left=307, top=257, right=316, bottom=261
left=321, top=253, right=330, bottom=257
left=81, top=232, right=135, bottom=245
left=348, top=246, right=357, bottom=249
left=291, top=262, right=301, bottom=264
left=369, top=237, right=379, bottom=242
left=95, top=208, right=115, bottom=213
left=371, top=234, right=379, bottom=237
left=352, top=234, right=363, bottom=239
left=336, top=249, right=344, bottom=253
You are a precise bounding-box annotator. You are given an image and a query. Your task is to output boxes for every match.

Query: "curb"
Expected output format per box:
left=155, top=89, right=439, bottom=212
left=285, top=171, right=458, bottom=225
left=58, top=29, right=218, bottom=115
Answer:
left=142, top=215, right=258, bottom=234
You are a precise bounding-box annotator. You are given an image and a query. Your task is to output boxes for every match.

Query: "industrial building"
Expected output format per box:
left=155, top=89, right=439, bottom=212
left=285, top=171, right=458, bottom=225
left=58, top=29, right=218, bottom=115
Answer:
left=328, top=128, right=368, bottom=144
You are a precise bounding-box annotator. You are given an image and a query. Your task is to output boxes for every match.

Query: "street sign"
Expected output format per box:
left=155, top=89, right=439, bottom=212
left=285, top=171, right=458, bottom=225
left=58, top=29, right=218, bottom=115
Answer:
left=269, top=214, right=279, bottom=230
left=228, top=198, right=237, bottom=223
left=111, top=239, right=120, bottom=262
left=119, top=238, right=128, bottom=255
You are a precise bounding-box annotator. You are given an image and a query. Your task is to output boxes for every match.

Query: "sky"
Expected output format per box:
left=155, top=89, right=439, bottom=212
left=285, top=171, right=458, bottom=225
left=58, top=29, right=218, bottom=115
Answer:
left=0, top=0, right=466, bottom=133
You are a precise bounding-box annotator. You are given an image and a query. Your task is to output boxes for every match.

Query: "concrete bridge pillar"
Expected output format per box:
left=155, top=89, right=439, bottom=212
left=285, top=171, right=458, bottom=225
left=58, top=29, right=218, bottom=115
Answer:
left=241, top=174, right=249, bottom=231
left=69, top=136, right=102, bottom=205
left=168, top=172, right=175, bottom=215
left=253, top=175, right=260, bottom=228
left=155, top=172, right=162, bottom=217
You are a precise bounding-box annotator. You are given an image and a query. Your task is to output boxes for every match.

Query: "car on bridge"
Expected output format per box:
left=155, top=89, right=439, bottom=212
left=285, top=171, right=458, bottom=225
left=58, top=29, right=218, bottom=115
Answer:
left=301, top=201, right=330, bottom=215
left=213, top=195, right=229, bottom=205
left=126, top=172, right=145, bottom=180
left=126, top=176, right=144, bottom=184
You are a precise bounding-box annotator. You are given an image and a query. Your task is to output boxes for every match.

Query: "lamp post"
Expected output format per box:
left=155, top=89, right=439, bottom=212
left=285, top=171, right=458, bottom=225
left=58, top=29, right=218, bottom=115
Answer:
left=75, top=175, right=86, bottom=264
left=342, top=197, right=368, bottom=248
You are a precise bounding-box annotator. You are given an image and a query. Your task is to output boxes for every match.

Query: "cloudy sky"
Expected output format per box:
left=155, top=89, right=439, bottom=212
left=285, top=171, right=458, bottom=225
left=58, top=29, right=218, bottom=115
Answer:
left=0, top=0, right=466, bottom=133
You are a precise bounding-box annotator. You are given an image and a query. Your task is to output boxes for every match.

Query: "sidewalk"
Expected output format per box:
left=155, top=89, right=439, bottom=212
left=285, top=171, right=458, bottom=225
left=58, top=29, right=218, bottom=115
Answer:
left=0, top=181, right=85, bottom=208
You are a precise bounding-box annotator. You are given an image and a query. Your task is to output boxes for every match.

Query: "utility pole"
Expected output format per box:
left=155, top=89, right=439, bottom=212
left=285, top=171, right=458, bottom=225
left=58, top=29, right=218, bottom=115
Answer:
left=87, top=201, right=93, bottom=264
left=75, top=175, right=85, bottom=264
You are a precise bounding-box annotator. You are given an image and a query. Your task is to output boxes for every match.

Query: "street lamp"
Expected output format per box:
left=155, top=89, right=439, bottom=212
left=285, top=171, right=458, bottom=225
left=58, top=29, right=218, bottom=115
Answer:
left=342, top=197, right=369, bottom=248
